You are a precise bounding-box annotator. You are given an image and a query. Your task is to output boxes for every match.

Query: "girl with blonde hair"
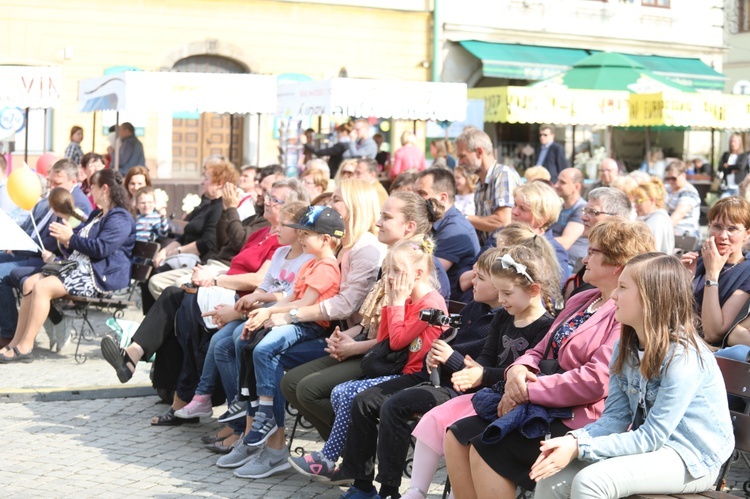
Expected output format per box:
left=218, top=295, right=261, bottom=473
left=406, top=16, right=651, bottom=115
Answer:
left=634, top=178, right=674, bottom=254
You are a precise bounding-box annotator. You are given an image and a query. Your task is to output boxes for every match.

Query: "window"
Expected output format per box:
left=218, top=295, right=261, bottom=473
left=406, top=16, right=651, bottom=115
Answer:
left=642, top=0, right=669, bottom=7
left=740, top=0, right=750, bottom=33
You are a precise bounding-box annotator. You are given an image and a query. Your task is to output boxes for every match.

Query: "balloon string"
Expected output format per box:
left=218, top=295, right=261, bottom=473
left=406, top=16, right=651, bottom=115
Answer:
left=28, top=215, right=45, bottom=253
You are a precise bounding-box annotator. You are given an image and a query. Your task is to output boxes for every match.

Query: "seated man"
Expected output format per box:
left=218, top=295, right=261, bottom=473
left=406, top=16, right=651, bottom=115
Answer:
left=0, top=159, right=91, bottom=346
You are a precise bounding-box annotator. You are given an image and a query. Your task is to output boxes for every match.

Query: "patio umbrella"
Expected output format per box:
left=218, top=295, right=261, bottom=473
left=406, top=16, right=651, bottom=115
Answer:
left=533, top=52, right=694, bottom=94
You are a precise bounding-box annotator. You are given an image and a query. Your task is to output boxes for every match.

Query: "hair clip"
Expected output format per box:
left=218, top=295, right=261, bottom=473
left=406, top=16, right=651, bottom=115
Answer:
left=496, top=254, right=534, bottom=283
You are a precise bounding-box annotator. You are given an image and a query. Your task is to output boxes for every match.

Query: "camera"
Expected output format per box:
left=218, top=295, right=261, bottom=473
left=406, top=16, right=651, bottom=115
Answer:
left=419, top=308, right=462, bottom=329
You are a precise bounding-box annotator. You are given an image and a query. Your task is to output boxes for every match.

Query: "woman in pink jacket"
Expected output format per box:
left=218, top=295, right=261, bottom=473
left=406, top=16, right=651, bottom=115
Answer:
left=442, top=218, right=655, bottom=499
left=389, top=131, right=426, bottom=180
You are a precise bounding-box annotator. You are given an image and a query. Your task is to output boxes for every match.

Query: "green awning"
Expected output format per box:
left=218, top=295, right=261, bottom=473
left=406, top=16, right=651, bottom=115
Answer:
left=626, top=54, right=726, bottom=91
left=459, top=41, right=591, bottom=81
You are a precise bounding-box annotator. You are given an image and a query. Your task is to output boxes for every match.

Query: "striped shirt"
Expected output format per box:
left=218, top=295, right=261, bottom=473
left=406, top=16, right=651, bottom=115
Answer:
left=135, top=211, right=169, bottom=242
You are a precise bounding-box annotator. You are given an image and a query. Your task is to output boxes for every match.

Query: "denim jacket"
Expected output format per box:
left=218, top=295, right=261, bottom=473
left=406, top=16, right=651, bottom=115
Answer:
left=572, top=339, right=734, bottom=479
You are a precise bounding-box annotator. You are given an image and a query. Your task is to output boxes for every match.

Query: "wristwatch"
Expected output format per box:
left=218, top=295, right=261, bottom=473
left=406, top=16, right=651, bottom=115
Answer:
left=706, top=279, right=719, bottom=287
left=289, top=308, right=300, bottom=324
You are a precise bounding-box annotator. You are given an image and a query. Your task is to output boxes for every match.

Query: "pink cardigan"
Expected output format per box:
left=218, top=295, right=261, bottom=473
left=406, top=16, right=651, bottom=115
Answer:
left=390, top=144, right=426, bottom=179
left=508, top=288, right=620, bottom=430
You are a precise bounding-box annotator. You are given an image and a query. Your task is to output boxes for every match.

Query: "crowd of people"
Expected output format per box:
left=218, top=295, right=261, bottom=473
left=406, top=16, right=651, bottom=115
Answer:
left=0, top=122, right=747, bottom=499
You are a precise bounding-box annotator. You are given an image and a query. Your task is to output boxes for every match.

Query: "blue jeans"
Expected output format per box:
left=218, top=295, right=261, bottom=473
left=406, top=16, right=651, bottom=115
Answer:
left=195, top=319, right=243, bottom=396
left=214, top=321, right=247, bottom=405
left=280, top=337, right=329, bottom=369
left=715, top=344, right=750, bottom=362
left=0, top=254, right=43, bottom=338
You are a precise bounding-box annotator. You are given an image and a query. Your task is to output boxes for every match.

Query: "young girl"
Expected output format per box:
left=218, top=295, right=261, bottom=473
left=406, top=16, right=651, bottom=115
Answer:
left=532, top=253, right=734, bottom=499
left=402, top=245, right=560, bottom=499
left=240, top=205, right=345, bottom=451
left=173, top=201, right=313, bottom=429
left=289, top=236, right=448, bottom=479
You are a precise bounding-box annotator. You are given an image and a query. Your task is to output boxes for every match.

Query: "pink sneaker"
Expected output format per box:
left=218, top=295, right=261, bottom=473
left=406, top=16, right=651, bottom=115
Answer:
left=174, top=394, right=213, bottom=419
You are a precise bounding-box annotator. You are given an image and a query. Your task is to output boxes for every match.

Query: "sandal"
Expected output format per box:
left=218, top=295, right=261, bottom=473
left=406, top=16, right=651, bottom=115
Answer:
left=0, top=346, right=34, bottom=363
left=151, top=407, right=198, bottom=426
left=100, top=335, right=135, bottom=383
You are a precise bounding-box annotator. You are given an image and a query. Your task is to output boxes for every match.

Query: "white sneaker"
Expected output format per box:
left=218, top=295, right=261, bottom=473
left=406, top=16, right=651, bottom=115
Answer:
left=216, top=438, right=258, bottom=469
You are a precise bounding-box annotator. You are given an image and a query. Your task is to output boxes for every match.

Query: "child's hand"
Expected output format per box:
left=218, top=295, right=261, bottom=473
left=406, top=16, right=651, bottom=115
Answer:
left=388, top=271, right=411, bottom=305
left=265, top=312, right=288, bottom=328
left=426, top=339, right=454, bottom=372
left=680, top=251, right=699, bottom=274
left=529, top=435, right=578, bottom=482
left=245, top=308, right=270, bottom=332
left=234, top=293, right=257, bottom=312
left=451, top=355, right=483, bottom=392
left=201, top=304, right=238, bottom=329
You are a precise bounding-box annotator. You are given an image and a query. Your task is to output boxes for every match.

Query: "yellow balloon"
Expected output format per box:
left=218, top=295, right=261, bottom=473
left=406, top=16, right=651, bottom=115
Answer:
left=7, top=166, right=42, bottom=211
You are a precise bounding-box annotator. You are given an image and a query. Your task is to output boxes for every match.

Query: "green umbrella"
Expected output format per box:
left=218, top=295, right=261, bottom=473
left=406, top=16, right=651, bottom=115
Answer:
left=533, top=52, right=695, bottom=93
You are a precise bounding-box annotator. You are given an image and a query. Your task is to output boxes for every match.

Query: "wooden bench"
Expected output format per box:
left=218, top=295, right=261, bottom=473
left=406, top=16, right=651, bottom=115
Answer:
left=59, top=240, right=159, bottom=363
left=629, top=356, right=750, bottom=498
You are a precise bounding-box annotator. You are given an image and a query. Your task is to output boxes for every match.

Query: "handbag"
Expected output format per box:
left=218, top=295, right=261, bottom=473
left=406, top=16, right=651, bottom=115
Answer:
left=360, top=338, right=409, bottom=378
left=538, top=325, right=566, bottom=376
left=41, top=260, right=78, bottom=277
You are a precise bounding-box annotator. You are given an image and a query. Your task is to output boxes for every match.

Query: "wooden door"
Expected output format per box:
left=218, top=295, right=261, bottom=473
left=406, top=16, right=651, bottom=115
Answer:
left=171, top=113, right=243, bottom=178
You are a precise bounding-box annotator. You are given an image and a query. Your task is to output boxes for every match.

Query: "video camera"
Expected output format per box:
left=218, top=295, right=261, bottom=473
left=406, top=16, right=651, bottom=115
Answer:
left=419, top=308, right=462, bottom=387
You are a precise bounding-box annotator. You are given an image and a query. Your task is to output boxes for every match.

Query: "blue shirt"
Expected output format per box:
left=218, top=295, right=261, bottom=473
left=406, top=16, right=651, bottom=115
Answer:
left=549, top=197, right=588, bottom=262
left=434, top=205, right=480, bottom=300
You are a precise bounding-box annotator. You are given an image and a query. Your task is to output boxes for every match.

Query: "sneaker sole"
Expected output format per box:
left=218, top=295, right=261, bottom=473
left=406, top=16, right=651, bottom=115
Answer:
left=216, top=447, right=260, bottom=469
left=218, top=410, right=246, bottom=423
left=245, top=424, right=279, bottom=447
left=234, top=461, right=291, bottom=479
left=174, top=409, right=213, bottom=419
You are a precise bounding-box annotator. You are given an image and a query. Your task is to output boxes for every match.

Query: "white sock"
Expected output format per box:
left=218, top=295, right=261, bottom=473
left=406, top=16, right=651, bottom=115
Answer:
left=408, top=439, right=442, bottom=495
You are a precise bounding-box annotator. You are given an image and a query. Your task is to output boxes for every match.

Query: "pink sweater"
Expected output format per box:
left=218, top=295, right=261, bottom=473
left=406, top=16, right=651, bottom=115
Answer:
left=508, top=289, right=621, bottom=430
left=390, top=144, right=426, bottom=179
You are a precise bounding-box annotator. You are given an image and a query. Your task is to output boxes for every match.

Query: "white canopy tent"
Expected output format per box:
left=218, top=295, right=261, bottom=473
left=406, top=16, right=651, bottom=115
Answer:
left=0, top=66, right=62, bottom=164
left=277, top=78, right=468, bottom=121
left=77, top=71, right=278, bottom=170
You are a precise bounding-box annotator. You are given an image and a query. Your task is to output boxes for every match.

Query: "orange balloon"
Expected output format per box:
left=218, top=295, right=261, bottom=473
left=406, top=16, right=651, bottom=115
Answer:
left=35, top=153, right=58, bottom=177
left=7, top=166, right=42, bottom=211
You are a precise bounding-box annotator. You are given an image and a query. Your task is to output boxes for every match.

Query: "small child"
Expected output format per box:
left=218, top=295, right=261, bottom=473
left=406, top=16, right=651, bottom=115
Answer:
left=289, top=235, right=448, bottom=480
left=401, top=245, right=559, bottom=499
left=134, top=186, right=168, bottom=242
left=240, top=205, right=345, bottom=456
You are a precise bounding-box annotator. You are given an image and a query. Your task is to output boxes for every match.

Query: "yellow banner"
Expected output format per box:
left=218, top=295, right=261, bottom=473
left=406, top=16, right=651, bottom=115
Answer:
left=468, top=86, right=630, bottom=126
left=628, top=93, right=728, bottom=128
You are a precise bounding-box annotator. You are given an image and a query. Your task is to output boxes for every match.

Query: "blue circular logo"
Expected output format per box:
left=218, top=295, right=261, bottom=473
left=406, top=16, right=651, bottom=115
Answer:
left=0, top=107, right=25, bottom=133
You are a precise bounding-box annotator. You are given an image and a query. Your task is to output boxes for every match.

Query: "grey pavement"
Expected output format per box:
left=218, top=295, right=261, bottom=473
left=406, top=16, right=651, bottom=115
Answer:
left=0, top=304, right=747, bottom=497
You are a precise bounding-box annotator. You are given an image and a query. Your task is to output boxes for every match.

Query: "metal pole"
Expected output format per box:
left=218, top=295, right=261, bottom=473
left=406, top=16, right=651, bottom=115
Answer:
left=114, top=112, right=120, bottom=172
left=92, top=113, right=96, bottom=151
left=24, top=107, right=29, bottom=165
left=229, top=113, right=234, bottom=164
left=43, top=108, right=47, bottom=153
left=432, top=0, right=441, bottom=82
left=711, top=128, right=715, bottom=176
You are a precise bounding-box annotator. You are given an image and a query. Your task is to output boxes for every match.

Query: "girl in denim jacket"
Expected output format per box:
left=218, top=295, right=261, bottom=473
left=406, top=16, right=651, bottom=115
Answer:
left=532, top=253, right=734, bottom=499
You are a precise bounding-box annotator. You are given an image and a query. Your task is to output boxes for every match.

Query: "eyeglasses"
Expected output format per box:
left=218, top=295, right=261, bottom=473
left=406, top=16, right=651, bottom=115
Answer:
left=587, top=247, right=606, bottom=257
left=709, top=223, right=746, bottom=237
left=264, top=193, right=285, bottom=206
left=539, top=133, right=550, bottom=137
left=663, top=176, right=678, bottom=182
left=581, top=207, right=614, bottom=217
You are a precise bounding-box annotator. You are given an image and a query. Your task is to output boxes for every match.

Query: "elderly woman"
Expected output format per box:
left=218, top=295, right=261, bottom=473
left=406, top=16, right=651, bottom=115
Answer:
left=634, top=178, right=674, bottom=254
left=664, top=160, right=701, bottom=239
left=1, top=170, right=135, bottom=362
left=443, top=218, right=655, bottom=499
left=681, top=197, right=750, bottom=348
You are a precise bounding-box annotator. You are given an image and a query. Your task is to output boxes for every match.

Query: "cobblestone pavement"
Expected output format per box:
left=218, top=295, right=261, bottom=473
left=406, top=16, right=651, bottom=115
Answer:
left=0, top=305, right=747, bottom=497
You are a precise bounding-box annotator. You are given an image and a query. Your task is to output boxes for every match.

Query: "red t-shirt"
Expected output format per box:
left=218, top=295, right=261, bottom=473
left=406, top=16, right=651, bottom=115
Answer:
left=377, top=290, right=447, bottom=375
left=226, top=227, right=281, bottom=295
left=293, top=256, right=341, bottom=328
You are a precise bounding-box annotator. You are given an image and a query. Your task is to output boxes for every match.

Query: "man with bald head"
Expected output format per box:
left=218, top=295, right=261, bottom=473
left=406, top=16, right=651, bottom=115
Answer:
left=550, top=167, right=587, bottom=267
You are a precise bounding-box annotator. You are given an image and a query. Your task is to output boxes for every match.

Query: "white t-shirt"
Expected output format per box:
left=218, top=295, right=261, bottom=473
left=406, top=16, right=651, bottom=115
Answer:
left=259, top=245, right=314, bottom=297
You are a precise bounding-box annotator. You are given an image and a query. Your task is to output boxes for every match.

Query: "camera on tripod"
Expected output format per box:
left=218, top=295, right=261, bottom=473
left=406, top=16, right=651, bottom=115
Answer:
left=419, top=308, right=462, bottom=329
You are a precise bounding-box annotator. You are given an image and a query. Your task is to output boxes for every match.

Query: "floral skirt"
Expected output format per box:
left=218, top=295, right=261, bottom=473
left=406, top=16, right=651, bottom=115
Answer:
left=60, top=256, right=111, bottom=299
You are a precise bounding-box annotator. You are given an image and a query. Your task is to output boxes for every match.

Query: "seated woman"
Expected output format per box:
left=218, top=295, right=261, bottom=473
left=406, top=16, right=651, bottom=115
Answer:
left=143, top=158, right=237, bottom=312
left=0, top=169, right=135, bottom=362
left=533, top=253, right=734, bottom=499
left=338, top=243, right=560, bottom=499
left=212, top=180, right=385, bottom=473
left=443, top=218, right=654, bottom=499
left=79, top=152, right=106, bottom=209
left=289, top=236, right=447, bottom=480
left=634, top=178, right=674, bottom=254
left=123, top=165, right=151, bottom=214
left=680, top=196, right=750, bottom=348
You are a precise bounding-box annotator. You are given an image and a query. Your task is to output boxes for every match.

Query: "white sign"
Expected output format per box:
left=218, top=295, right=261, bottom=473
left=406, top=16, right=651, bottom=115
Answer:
left=0, top=66, right=62, bottom=109
left=733, top=80, right=750, bottom=95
